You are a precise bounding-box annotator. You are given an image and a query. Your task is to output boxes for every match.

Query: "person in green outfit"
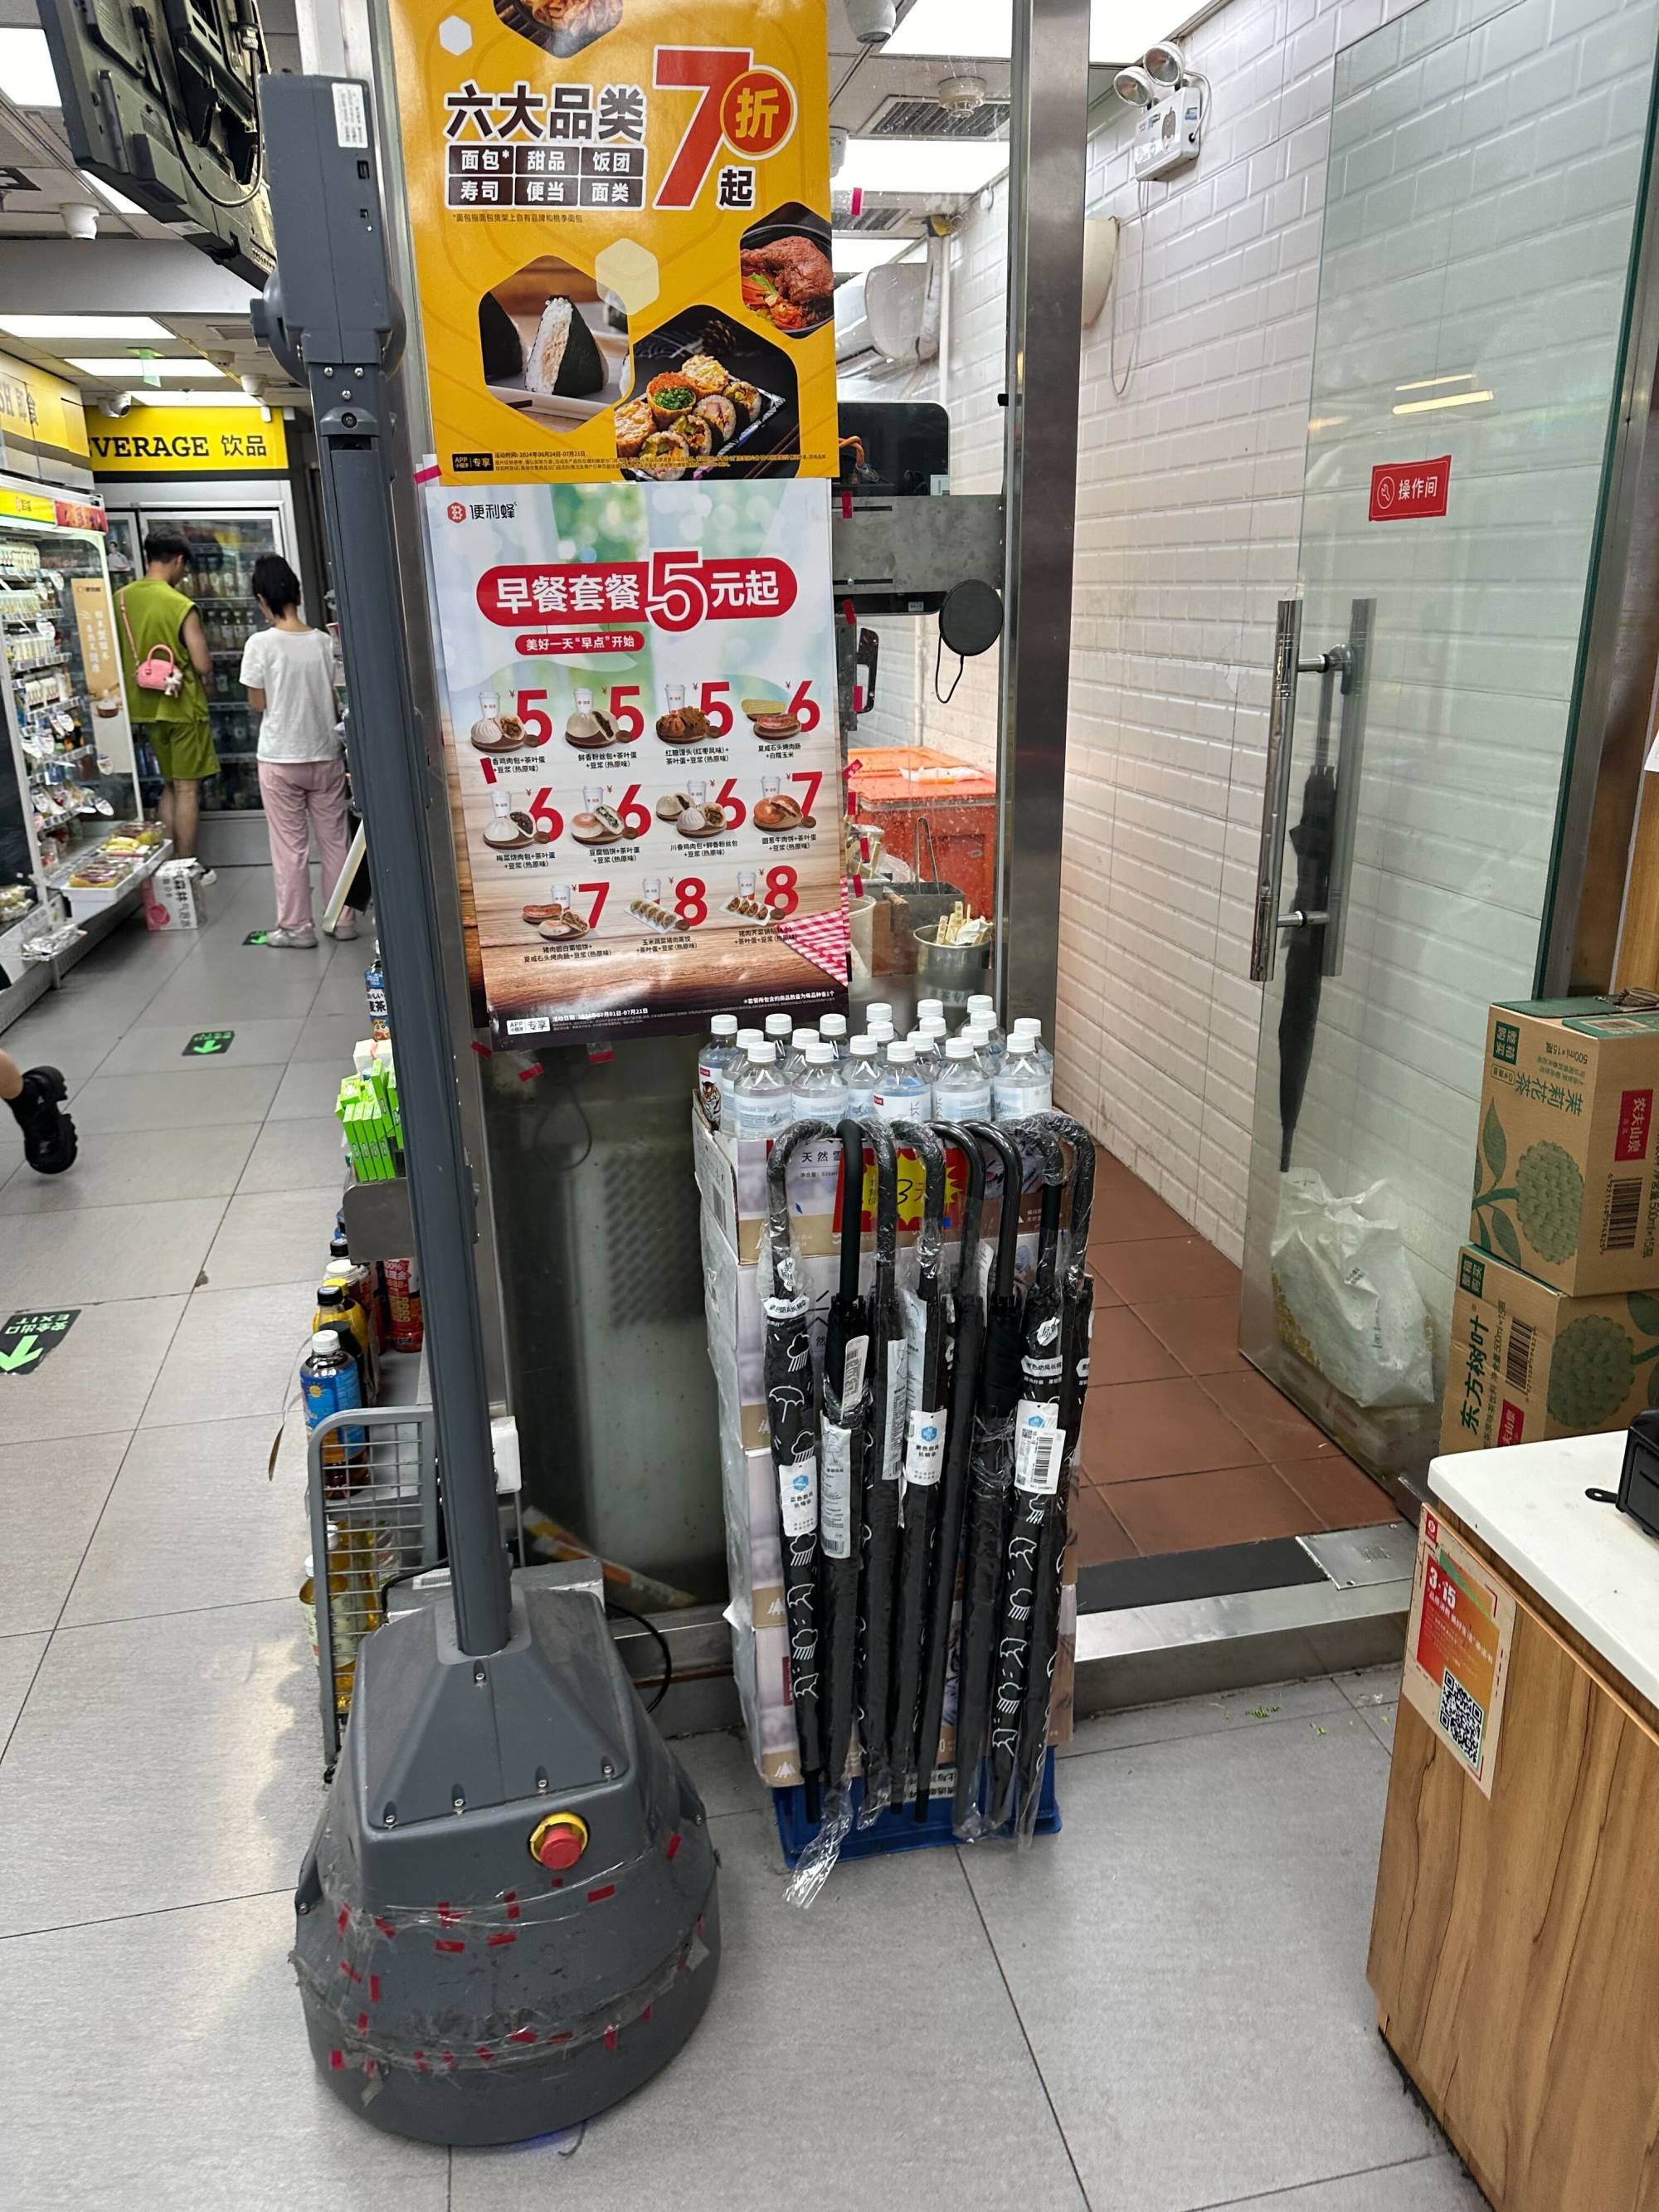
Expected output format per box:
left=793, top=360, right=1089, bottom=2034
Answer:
left=116, top=529, right=217, bottom=878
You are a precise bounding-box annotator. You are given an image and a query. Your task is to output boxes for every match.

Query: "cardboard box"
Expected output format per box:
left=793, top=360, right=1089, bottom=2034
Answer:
left=1471, top=997, right=1659, bottom=1295
left=1440, top=1242, right=1659, bottom=1454
left=144, top=860, right=204, bottom=933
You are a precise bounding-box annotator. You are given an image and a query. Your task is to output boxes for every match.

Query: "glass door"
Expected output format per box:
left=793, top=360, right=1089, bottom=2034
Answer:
left=1238, top=0, right=1659, bottom=1493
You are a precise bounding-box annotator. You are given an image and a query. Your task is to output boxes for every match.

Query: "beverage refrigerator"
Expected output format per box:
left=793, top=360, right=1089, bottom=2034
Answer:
left=104, top=479, right=302, bottom=866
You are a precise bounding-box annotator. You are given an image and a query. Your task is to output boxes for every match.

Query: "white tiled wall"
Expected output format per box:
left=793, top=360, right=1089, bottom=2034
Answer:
left=839, top=0, right=1659, bottom=1283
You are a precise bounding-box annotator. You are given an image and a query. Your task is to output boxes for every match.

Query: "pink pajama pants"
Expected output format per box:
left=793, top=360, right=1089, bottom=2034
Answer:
left=258, top=758, right=353, bottom=934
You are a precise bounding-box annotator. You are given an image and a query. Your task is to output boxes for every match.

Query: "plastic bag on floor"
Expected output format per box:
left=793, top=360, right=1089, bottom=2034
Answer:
left=1270, top=1172, right=1433, bottom=1410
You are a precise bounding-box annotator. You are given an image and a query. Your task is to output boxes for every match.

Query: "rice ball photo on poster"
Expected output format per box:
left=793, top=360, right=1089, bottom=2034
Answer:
left=479, top=256, right=630, bottom=426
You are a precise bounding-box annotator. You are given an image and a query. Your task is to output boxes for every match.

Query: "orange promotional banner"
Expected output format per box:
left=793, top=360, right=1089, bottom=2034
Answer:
left=1402, top=1506, right=1517, bottom=1795
left=386, top=0, right=836, bottom=485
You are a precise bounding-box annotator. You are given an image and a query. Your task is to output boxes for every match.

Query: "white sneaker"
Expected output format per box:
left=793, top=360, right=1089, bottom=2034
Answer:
left=187, top=864, right=218, bottom=888
left=331, top=916, right=359, bottom=942
left=265, top=926, right=318, bottom=949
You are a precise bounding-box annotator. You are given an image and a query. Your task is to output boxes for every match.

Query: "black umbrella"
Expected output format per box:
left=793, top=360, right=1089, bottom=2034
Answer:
left=911, top=1121, right=986, bottom=1822
left=1279, top=668, right=1338, bottom=1172
left=952, top=1120, right=1025, bottom=1838
left=886, top=1119, right=947, bottom=1808
left=987, top=1121, right=1068, bottom=1830
left=763, top=1116, right=838, bottom=1822
left=817, top=1115, right=873, bottom=1821
left=856, top=1113, right=902, bottom=1813
left=1014, top=1112, right=1098, bottom=1840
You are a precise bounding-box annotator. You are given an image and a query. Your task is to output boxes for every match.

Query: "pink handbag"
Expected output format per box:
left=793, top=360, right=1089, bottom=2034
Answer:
left=118, top=588, right=185, bottom=697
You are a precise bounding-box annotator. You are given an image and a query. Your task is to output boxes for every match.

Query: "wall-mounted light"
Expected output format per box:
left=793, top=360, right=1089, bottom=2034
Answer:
left=1113, top=64, right=1157, bottom=106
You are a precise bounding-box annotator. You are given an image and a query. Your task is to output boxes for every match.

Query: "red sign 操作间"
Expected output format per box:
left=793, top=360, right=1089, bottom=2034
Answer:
left=1369, top=457, right=1451, bottom=521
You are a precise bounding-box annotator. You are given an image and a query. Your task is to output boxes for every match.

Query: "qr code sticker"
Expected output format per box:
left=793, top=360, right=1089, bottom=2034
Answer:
left=1438, top=1670, right=1485, bottom=1768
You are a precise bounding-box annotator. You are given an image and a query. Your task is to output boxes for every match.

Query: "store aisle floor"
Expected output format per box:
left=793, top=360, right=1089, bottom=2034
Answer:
left=0, top=880, right=1470, bottom=2210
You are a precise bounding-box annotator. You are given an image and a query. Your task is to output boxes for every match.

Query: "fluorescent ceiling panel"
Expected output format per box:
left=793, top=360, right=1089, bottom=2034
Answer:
left=832, top=236, right=920, bottom=275
left=0, top=316, right=173, bottom=342
left=118, top=390, right=260, bottom=407
left=840, top=137, right=1009, bottom=193
left=66, top=356, right=226, bottom=378
left=886, top=0, right=1183, bottom=65
left=0, top=29, right=60, bottom=107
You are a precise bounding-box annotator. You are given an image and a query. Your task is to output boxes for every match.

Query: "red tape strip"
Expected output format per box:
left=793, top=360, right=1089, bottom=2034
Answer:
left=435, top=1938, right=465, bottom=1954
left=665, top=1831, right=682, bottom=1860
left=487, top=1931, right=517, bottom=1947
left=586, top=1883, right=616, bottom=1903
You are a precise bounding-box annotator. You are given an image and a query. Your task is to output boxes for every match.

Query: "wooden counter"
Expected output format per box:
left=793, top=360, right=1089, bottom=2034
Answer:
left=1368, top=1435, right=1659, bottom=2211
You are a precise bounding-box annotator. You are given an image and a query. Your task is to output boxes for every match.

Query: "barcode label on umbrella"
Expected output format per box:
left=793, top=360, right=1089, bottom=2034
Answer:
left=1014, top=1399, right=1064, bottom=1494
left=840, top=1335, right=868, bottom=1406
left=820, top=1424, right=854, bottom=1558
left=779, top=1454, right=817, bottom=1538
left=904, top=1408, right=946, bottom=1488
left=883, top=1343, right=908, bottom=1481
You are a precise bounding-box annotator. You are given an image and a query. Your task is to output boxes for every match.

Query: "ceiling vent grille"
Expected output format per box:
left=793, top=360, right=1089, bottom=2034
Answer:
left=865, top=95, right=1012, bottom=139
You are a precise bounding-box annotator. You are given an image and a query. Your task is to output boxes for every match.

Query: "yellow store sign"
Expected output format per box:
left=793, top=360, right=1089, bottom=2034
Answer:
left=0, top=349, right=89, bottom=475
left=87, top=407, right=289, bottom=475
left=387, top=0, right=835, bottom=485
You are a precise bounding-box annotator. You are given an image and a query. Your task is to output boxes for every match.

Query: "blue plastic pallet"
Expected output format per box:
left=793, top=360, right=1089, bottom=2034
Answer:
left=772, top=1751, right=1061, bottom=1866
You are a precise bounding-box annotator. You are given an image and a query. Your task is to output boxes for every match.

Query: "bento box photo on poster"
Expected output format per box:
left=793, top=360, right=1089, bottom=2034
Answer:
left=427, top=477, right=846, bottom=1040
left=387, top=0, right=836, bottom=484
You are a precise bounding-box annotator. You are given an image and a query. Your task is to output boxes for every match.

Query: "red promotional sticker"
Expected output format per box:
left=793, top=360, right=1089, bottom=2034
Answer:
left=1369, top=457, right=1451, bottom=521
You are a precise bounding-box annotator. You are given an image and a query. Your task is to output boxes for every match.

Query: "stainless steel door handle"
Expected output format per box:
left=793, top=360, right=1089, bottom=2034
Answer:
left=1250, top=600, right=1302, bottom=984
left=1321, top=598, right=1373, bottom=977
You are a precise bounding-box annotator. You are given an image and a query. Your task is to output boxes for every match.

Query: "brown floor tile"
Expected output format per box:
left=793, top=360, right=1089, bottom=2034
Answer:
left=1199, top=1368, right=1340, bottom=1461
left=1071, top=1481, right=1139, bottom=1566
left=1105, top=1464, right=1326, bottom=1555
left=1078, top=1375, right=1261, bottom=1484
left=1275, top=1452, right=1403, bottom=1531
left=1087, top=1305, right=1183, bottom=1386
left=1087, top=1157, right=1193, bottom=1245
left=1136, top=1292, right=1248, bottom=1376
left=1093, top=1235, right=1243, bottom=1306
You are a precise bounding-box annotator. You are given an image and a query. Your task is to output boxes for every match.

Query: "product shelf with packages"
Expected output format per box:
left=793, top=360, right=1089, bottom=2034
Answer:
left=0, top=481, right=144, bottom=949
left=693, top=1007, right=1092, bottom=1899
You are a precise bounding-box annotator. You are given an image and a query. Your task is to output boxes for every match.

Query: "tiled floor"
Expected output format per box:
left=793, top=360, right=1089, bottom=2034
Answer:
left=0, top=875, right=1468, bottom=2210
left=1074, top=1153, right=1404, bottom=1565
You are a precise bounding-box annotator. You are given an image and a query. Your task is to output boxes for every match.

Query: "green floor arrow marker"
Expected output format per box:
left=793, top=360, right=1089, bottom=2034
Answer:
left=0, top=1334, right=40, bottom=1372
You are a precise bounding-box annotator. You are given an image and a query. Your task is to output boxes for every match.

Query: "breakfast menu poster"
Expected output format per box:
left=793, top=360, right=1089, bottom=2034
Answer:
left=426, top=476, right=844, bottom=1040
left=387, top=0, right=836, bottom=484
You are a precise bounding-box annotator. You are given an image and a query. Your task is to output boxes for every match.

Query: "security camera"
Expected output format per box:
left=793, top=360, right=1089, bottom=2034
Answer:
left=61, top=202, right=99, bottom=241
left=240, top=373, right=262, bottom=397
left=844, top=0, right=896, bottom=45
left=101, top=391, right=134, bottom=417
left=830, top=125, right=849, bottom=176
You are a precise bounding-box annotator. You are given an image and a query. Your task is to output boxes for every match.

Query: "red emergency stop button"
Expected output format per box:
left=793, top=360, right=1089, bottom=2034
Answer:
left=528, top=1811, right=589, bottom=1871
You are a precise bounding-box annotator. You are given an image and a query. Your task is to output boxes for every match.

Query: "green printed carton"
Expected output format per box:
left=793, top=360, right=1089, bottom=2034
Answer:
left=1440, top=1245, right=1659, bottom=1455
left=1470, top=998, right=1659, bottom=1296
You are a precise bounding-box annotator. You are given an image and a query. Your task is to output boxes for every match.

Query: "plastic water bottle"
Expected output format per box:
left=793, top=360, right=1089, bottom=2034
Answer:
left=785, top=1026, right=819, bottom=1083
left=873, top=1038, right=930, bottom=1123
left=908, top=1026, right=944, bottom=1084
left=732, top=1040, right=793, bottom=1137
left=718, top=1028, right=763, bottom=1123
left=818, top=1011, right=849, bottom=1060
left=764, top=1012, right=794, bottom=1044
left=966, top=1015, right=1004, bottom=1076
left=866, top=1017, right=896, bottom=1049
left=934, top=1035, right=991, bottom=1122
left=865, top=1002, right=893, bottom=1033
left=992, top=1035, right=1053, bottom=1121
left=1010, top=1017, right=1054, bottom=1079
left=697, top=1012, right=739, bottom=1128
left=966, top=995, right=1004, bottom=1051
left=792, top=1040, right=849, bottom=1123
left=844, top=1035, right=882, bottom=1117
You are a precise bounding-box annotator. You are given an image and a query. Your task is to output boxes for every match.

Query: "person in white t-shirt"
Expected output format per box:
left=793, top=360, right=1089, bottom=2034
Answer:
left=240, top=554, right=357, bottom=948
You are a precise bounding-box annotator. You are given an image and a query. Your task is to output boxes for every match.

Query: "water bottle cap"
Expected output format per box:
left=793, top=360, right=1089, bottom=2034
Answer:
left=764, top=1013, right=793, bottom=1036
left=711, top=1014, right=738, bottom=1036
left=310, top=1329, right=343, bottom=1355
left=819, top=1013, right=848, bottom=1037
left=917, top=998, right=945, bottom=1020
left=747, top=1041, right=777, bottom=1063
left=966, top=995, right=995, bottom=1013
left=887, top=1040, right=915, bottom=1063
left=868, top=1022, right=895, bottom=1044
left=849, top=1035, right=874, bottom=1054
left=865, top=1002, right=893, bottom=1023
left=735, top=1028, right=763, bottom=1046
left=918, top=1016, right=947, bottom=1037
left=945, top=1038, right=975, bottom=1060
left=791, top=1027, right=818, bottom=1048
left=1011, top=1017, right=1042, bottom=1038
left=804, top=1042, right=834, bottom=1064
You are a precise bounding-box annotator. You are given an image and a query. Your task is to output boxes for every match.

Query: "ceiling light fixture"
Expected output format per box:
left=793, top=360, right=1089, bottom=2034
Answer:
left=114, top=389, right=262, bottom=408
left=838, top=136, right=1010, bottom=195
left=66, top=356, right=225, bottom=378
left=884, top=0, right=1188, bottom=67
left=1393, top=372, right=1477, bottom=393
left=0, top=316, right=172, bottom=342
left=0, top=28, right=60, bottom=106
left=832, top=235, right=921, bottom=275
left=1391, top=389, right=1494, bottom=415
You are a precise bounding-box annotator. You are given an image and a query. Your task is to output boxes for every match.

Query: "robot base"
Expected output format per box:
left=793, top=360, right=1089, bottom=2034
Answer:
left=293, top=1568, right=721, bottom=2147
